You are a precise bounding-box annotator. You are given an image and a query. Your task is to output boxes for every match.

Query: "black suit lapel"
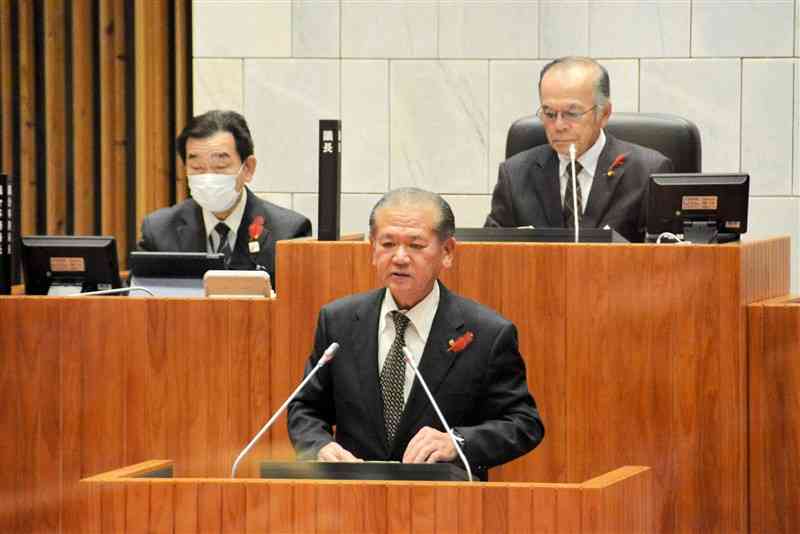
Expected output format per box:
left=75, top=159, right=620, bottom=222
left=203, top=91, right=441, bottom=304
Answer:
left=353, top=290, right=392, bottom=455
left=176, top=200, right=207, bottom=252
left=530, top=149, right=562, bottom=227
left=583, top=135, right=627, bottom=228
left=232, top=188, right=273, bottom=269
left=392, top=285, right=465, bottom=453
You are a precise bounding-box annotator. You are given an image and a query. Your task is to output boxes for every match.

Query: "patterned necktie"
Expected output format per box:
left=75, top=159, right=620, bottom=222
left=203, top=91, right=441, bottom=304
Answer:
left=380, top=311, right=411, bottom=444
left=215, top=222, right=232, bottom=262
left=563, top=161, right=584, bottom=227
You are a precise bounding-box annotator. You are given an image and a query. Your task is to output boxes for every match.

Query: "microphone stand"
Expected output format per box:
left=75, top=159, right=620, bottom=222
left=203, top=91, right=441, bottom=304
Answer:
left=230, top=342, right=339, bottom=478
left=402, top=347, right=473, bottom=482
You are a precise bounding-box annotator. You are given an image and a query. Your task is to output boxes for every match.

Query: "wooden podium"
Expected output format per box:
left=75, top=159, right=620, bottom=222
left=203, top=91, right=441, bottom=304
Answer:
left=80, top=460, right=653, bottom=533
left=0, top=237, right=792, bottom=533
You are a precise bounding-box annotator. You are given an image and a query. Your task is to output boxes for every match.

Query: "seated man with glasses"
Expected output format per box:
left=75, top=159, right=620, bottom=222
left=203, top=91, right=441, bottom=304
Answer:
left=138, top=110, right=312, bottom=282
left=485, top=57, right=673, bottom=242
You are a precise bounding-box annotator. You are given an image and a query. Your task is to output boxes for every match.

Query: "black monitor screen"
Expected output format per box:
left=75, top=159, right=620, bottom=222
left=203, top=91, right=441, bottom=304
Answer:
left=21, top=236, right=122, bottom=295
left=646, top=173, right=749, bottom=243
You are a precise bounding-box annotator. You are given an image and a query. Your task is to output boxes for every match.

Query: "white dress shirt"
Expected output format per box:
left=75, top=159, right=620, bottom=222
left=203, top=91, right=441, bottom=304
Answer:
left=377, top=281, right=440, bottom=403
left=557, top=129, right=607, bottom=214
left=201, top=189, right=246, bottom=253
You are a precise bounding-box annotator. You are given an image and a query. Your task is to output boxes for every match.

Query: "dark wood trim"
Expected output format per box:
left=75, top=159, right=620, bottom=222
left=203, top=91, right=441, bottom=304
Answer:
left=167, top=0, right=176, bottom=204
left=92, top=0, right=101, bottom=234
left=125, top=0, right=135, bottom=253
left=33, top=0, right=45, bottom=234
left=65, top=0, right=74, bottom=235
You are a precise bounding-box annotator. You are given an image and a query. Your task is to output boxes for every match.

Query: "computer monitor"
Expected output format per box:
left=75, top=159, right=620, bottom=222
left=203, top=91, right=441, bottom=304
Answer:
left=646, top=173, right=749, bottom=244
left=21, top=236, right=122, bottom=295
left=128, top=251, right=226, bottom=297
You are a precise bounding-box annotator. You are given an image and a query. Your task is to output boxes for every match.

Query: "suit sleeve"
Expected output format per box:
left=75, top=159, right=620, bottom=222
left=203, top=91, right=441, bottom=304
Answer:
left=455, top=322, right=544, bottom=470
left=484, top=162, right=516, bottom=228
left=287, top=308, right=336, bottom=459
left=292, top=215, right=312, bottom=239
left=138, top=216, right=155, bottom=251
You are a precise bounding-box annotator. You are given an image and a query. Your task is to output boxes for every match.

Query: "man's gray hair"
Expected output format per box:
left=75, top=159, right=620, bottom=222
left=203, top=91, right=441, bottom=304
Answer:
left=538, top=56, right=610, bottom=111
left=369, top=187, right=455, bottom=242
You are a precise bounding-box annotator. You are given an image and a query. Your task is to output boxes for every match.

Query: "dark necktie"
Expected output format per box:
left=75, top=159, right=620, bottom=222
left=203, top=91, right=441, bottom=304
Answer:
left=563, top=161, right=584, bottom=227
left=380, top=311, right=410, bottom=444
left=215, top=222, right=232, bottom=262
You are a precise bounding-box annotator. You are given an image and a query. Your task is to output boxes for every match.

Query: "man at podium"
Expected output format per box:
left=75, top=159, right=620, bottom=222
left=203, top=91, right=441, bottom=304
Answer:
left=288, top=188, right=544, bottom=479
left=485, top=56, right=673, bottom=242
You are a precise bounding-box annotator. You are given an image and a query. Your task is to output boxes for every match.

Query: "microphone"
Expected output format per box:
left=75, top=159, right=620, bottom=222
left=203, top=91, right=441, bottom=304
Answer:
left=230, top=341, right=340, bottom=478
left=568, top=143, right=579, bottom=243
left=401, top=346, right=473, bottom=482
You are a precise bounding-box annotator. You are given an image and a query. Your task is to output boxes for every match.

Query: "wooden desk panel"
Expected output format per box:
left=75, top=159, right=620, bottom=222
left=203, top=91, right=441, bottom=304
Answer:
left=748, top=298, right=800, bottom=534
left=80, top=461, right=654, bottom=534
left=0, top=237, right=791, bottom=534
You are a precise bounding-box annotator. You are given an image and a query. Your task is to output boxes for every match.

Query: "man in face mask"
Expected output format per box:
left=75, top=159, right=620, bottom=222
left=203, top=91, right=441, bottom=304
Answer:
left=138, top=110, right=312, bottom=283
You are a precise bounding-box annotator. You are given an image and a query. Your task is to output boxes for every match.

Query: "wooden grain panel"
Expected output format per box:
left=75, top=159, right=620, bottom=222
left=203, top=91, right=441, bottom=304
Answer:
left=124, top=300, right=150, bottom=468
left=433, top=486, right=458, bottom=534
left=482, top=486, right=507, bottom=534
left=506, top=486, right=532, bottom=534
left=340, top=483, right=366, bottom=534
left=125, top=481, right=149, bottom=532
left=101, top=484, right=126, bottom=534
left=740, top=237, right=791, bottom=304
left=363, top=484, right=388, bottom=534
left=80, top=478, right=102, bottom=534
left=173, top=0, right=190, bottom=203
left=99, top=0, right=127, bottom=258
left=293, top=482, right=317, bottom=534
left=317, top=483, right=341, bottom=534
left=411, top=485, right=435, bottom=534
left=70, top=0, right=97, bottom=234
left=386, top=485, right=411, bottom=534
left=149, top=482, right=174, bottom=533
left=531, top=485, right=557, bottom=533
left=230, top=300, right=274, bottom=475
left=43, top=0, right=67, bottom=234
left=221, top=483, right=246, bottom=534
left=174, top=482, right=199, bottom=534
left=457, top=485, right=482, bottom=534
left=134, top=1, right=171, bottom=228
left=267, top=482, right=293, bottom=534
left=749, top=303, right=800, bottom=534
left=167, top=300, right=230, bottom=477
left=0, top=0, right=12, bottom=175
left=245, top=483, right=270, bottom=533
left=17, top=0, right=37, bottom=234
left=555, top=487, right=581, bottom=533
left=198, top=482, right=222, bottom=534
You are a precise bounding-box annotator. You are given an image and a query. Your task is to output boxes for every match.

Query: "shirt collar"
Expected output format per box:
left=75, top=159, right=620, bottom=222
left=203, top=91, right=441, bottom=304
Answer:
left=201, top=187, right=247, bottom=241
left=379, top=280, right=441, bottom=342
left=558, top=129, right=607, bottom=178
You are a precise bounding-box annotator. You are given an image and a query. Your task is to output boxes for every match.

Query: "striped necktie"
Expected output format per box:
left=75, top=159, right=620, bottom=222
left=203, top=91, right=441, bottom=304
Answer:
left=380, top=311, right=411, bottom=444
left=563, top=161, right=584, bottom=227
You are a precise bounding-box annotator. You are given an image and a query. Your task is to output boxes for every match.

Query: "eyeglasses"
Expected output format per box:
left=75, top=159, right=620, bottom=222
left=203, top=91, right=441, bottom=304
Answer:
left=537, top=106, right=597, bottom=123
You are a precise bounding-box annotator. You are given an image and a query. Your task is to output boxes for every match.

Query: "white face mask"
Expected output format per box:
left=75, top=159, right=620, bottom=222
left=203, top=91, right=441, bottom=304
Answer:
left=188, top=164, right=244, bottom=213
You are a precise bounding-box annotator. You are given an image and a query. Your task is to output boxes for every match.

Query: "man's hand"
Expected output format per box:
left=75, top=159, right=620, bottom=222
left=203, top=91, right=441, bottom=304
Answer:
left=402, top=426, right=457, bottom=463
left=317, top=442, right=363, bottom=462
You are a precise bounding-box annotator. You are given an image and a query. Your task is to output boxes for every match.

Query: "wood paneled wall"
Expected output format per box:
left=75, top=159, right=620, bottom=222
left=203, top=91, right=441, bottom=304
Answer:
left=0, top=0, right=192, bottom=267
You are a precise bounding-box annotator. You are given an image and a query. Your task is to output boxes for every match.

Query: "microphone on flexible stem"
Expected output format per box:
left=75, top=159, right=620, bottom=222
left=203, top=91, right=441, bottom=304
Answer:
left=230, top=341, right=340, bottom=478
left=568, top=143, right=579, bottom=243
left=401, top=346, right=473, bottom=482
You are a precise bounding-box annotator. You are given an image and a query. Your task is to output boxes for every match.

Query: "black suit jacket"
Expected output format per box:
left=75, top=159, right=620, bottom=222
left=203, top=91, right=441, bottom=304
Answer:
left=138, top=187, right=311, bottom=284
left=485, top=133, right=673, bottom=242
left=287, top=283, right=544, bottom=479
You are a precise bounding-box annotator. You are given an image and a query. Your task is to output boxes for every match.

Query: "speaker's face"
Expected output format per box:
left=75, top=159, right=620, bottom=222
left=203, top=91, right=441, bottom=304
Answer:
left=539, top=65, right=610, bottom=158
left=370, top=206, right=454, bottom=311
